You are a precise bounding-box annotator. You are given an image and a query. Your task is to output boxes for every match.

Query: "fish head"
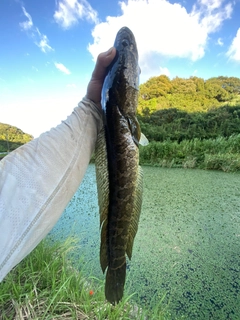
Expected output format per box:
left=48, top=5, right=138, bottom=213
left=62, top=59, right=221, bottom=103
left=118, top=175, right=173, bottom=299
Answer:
left=102, top=26, right=140, bottom=116
left=113, top=26, right=139, bottom=92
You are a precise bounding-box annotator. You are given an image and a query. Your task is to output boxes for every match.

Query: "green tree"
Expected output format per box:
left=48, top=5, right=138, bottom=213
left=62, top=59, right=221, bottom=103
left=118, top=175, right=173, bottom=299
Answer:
left=205, top=80, right=229, bottom=102
left=171, top=77, right=197, bottom=94
left=140, top=75, right=172, bottom=100
left=0, top=123, right=33, bottom=152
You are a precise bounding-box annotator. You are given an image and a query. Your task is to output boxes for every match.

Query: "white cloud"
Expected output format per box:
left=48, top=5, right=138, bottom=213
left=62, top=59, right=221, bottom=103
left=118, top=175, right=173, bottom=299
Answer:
left=35, top=30, right=54, bottom=53
left=88, top=0, right=233, bottom=79
left=227, top=28, right=240, bottom=61
left=54, top=62, right=71, bottom=74
left=159, top=67, right=170, bottom=77
left=192, top=1, right=232, bottom=33
left=19, top=7, right=54, bottom=53
left=194, top=0, right=231, bottom=14
left=217, top=37, right=224, bottom=46
left=54, top=0, right=98, bottom=29
left=19, top=6, right=33, bottom=30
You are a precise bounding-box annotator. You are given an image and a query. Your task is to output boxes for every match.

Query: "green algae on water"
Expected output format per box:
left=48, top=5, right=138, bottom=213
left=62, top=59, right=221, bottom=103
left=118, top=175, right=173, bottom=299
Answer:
left=49, top=165, right=240, bottom=319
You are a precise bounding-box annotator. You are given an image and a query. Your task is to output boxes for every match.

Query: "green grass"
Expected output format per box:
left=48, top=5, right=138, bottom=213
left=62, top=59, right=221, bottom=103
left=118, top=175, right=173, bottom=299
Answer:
left=0, top=238, right=165, bottom=319
left=0, top=153, right=8, bottom=160
left=139, top=134, right=240, bottom=172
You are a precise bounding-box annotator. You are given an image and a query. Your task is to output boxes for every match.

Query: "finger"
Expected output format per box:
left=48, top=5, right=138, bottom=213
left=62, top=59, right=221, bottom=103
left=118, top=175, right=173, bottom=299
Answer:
left=86, top=47, right=116, bottom=108
left=91, top=47, right=117, bottom=82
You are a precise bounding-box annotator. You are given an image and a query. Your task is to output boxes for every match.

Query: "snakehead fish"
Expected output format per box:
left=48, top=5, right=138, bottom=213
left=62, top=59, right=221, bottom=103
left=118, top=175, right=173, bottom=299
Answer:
left=95, top=26, right=143, bottom=305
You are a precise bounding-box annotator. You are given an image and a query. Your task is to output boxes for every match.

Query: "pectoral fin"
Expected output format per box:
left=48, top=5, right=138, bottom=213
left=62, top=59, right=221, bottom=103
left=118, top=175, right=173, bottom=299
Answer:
left=139, top=132, right=149, bottom=146
left=127, top=115, right=141, bottom=146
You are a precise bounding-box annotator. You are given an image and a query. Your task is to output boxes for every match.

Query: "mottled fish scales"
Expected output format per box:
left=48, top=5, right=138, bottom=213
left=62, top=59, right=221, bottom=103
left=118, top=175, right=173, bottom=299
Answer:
left=95, top=26, right=143, bottom=305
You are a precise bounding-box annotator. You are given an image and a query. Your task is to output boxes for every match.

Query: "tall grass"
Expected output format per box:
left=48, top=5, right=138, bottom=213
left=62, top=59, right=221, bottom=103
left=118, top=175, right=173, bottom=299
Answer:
left=0, top=238, right=167, bottom=320
left=140, top=134, right=240, bottom=172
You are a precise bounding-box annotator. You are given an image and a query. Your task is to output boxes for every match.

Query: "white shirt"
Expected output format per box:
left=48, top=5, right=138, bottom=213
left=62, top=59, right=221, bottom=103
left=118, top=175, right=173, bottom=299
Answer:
left=0, top=97, right=102, bottom=281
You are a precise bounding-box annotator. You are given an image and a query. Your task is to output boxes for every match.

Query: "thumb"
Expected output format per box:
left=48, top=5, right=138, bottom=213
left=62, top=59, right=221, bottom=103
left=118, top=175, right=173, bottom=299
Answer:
left=86, top=47, right=116, bottom=108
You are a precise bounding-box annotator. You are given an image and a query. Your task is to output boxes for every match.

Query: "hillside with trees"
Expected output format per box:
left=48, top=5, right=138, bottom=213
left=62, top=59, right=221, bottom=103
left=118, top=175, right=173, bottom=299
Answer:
left=138, top=105, right=240, bottom=142
left=138, top=75, right=240, bottom=115
left=138, top=76, right=240, bottom=172
left=2, top=76, right=240, bottom=171
left=0, top=123, right=33, bottom=154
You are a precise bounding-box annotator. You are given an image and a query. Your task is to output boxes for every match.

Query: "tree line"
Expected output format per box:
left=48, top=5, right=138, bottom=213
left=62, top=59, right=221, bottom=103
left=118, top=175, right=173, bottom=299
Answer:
left=0, top=123, right=33, bottom=153
left=138, top=75, right=240, bottom=172
left=138, top=105, right=240, bottom=142
left=2, top=75, right=240, bottom=171
left=138, top=75, right=240, bottom=115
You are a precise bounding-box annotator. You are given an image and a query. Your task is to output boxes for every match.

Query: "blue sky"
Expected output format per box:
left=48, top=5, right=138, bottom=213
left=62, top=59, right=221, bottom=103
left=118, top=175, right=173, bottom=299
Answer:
left=1, top=0, right=240, bottom=137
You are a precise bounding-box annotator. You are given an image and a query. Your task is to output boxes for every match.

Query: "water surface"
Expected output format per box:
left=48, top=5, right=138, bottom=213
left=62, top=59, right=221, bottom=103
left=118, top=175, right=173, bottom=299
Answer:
left=49, top=164, right=240, bottom=319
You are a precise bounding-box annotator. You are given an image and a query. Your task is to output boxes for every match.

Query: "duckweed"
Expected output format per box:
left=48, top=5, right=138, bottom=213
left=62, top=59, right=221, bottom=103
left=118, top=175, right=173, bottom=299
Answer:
left=49, top=165, right=240, bottom=319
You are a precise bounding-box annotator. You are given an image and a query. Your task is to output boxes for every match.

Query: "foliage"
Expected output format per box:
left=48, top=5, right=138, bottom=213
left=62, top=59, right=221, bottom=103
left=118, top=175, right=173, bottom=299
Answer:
left=0, top=123, right=33, bottom=152
left=139, top=75, right=172, bottom=100
left=0, top=238, right=166, bottom=319
left=138, top=105, right=240, bottom=142
left=138, top=76, right=240, bottom=172
left=139, top=134, right=240, bottom=172
left=138, top=75, right=240, bottom=115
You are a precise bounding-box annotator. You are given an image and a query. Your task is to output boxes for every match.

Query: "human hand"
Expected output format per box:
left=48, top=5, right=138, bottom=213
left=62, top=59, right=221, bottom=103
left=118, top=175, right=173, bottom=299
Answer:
left=86, top=47, right=117, bottom=109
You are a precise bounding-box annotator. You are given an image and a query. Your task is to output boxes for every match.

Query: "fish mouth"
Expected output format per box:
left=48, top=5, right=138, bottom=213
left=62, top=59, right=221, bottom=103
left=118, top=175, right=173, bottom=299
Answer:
left=114, top=26, right=138, bottom=60
left=105, top=27, right=138, bottom=73
left=101, top=26, right=139, bottom=111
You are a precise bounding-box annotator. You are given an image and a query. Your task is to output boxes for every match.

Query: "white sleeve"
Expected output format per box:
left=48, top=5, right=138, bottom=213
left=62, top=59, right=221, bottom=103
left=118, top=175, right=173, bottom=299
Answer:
left=0, top=97, right=102, bottom=281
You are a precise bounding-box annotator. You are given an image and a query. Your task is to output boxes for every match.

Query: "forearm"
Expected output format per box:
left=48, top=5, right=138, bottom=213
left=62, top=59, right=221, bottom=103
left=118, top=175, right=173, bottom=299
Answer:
left=0, top=97, right=102, bottom=281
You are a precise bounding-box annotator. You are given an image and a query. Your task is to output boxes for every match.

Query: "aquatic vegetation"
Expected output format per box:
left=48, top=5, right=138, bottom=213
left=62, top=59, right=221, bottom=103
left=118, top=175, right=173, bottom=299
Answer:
left=49, top=164, right=240, bottom=319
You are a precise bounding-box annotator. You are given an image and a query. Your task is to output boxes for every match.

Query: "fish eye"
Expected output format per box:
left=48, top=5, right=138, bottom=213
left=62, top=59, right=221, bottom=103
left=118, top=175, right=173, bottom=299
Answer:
left=122, top=39, right=129, bottom=47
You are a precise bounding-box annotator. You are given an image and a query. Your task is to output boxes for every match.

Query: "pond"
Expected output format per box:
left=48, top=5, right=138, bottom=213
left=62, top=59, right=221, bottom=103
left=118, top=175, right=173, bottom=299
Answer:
left=48, top=164, right=240, bottom=319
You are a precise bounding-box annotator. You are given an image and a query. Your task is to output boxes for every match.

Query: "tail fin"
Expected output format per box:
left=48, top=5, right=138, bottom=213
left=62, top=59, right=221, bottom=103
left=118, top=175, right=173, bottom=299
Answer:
left=105, top=262, right=126, bottom=305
